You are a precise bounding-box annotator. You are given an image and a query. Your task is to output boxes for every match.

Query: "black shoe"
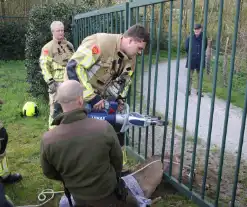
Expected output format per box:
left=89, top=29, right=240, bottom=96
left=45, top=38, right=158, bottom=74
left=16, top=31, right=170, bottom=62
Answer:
left=197, top=92, right=204, bottom=97
left=1, top=173, right=22, bottom=184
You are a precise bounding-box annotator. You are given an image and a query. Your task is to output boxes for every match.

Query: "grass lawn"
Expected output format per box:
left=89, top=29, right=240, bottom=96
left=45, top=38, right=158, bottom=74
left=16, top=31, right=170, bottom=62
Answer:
left=0, top=60, right=61, bottom=206
left=192, top=55, right=247, bottom=109
left=0, top=60, right=197, bottom=206
left=201, top=71, right=246, bottom=109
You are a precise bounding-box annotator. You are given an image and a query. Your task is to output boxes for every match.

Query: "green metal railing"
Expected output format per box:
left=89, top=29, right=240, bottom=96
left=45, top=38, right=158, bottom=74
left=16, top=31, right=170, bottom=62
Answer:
left=72, top=0, right=244, bottom=206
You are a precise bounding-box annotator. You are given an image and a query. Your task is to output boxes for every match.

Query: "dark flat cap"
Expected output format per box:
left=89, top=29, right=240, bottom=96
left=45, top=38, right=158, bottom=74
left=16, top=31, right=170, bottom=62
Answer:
left=194, top=24, right=202, bottom=29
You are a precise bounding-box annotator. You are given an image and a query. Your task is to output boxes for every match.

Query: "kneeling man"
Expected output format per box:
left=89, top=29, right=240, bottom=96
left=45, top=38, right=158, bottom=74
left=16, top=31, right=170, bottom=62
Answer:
left=40, top=80, right=138, bottom=206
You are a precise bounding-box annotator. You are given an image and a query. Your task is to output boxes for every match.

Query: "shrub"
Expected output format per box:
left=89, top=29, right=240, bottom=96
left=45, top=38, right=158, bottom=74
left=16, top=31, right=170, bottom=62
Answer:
left=25, top=2, right=94, bottom=100
left=0, top=19, right=27, bottom=60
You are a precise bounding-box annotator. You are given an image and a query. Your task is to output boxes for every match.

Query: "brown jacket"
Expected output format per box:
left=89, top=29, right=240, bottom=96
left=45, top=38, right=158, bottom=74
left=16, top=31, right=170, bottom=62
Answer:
left=40, top=108, right=123, bottom=204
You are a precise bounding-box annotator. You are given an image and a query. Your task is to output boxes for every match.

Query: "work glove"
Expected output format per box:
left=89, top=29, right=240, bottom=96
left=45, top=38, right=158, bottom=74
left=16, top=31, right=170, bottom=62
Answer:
left=116, top=98, right=125, bottom=112
left=53, top=102, right=63, bottom=119
left=88, top=95, right=104, bottom=110
left=47, top=79, right=58, bottom=94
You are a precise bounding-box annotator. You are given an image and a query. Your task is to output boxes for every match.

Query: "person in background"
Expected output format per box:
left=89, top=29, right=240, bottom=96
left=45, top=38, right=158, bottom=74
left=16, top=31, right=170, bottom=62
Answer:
left=0, top=99, right=22, bottom=184
left=39, top=21, right=75, bottom=129
left=185, top=23, right=208, bottom=97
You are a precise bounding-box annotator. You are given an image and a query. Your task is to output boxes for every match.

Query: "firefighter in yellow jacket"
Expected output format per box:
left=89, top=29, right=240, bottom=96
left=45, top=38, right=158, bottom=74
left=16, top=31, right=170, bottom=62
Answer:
left=0, top=99, right=22, bottom=184
left=39, top=21, right=75, bottom=129
left=66, top=24, right=149, bottom=150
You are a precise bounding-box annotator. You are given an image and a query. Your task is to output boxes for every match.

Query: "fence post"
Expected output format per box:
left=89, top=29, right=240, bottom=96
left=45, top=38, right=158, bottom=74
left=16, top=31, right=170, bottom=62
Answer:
left=125, top=1, right=130, bottom=147
left=125, top=2, right=129, bottom=31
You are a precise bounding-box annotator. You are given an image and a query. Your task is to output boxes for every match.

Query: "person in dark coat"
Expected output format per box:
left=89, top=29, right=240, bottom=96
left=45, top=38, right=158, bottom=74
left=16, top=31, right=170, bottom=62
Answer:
left=185, top=23, right=207, bottom=96
left=40, top=80, right=138, bottom=207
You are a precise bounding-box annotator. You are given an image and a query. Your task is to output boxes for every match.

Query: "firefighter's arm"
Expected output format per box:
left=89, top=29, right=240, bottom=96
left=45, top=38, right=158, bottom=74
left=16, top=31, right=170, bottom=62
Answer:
left=39, top=46, right=53, bottom=83
left=40, top=140, right=62, bottom=181
left=119, top=72, right=133, bottom=99
left=66, top=39, right=102, bottom=103
left=119, top=57, right=135, bottom=99
left=67, top=41, right=75, bottom=52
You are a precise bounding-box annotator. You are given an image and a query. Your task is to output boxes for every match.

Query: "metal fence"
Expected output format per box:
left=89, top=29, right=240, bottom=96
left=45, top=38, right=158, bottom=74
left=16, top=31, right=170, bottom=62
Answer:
left=0, top=16, right=28, bottom=23
left=72, top=0, right=245, bottom=206
left=207, top=48, right=247, bottom=97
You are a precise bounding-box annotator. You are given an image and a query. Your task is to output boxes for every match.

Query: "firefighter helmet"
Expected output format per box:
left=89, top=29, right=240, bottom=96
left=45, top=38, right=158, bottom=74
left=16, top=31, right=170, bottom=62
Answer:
left=22, top=102, right=39, bottom=117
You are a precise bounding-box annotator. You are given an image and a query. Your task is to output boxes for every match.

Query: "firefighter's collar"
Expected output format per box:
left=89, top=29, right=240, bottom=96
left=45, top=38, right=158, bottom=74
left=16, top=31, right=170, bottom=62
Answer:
left=53, top=38, right=67, bottom=45
left=116, top=34, right=123, bottom=52
left=117, top=34, right=134, bottom=61
left=117, top=34, right=130, bottom=60
left=51, top=108, right=87, bottom=125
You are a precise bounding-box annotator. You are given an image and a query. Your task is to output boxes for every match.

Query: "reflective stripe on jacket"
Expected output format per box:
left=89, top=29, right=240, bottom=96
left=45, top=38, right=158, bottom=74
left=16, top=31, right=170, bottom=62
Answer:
left=67, top=33, right=135, bottom=102
left=39, top=39, right=74, bottom=83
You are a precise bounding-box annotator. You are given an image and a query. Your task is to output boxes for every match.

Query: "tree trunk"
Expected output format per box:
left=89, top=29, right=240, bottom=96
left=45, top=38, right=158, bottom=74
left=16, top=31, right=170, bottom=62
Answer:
left=223, top=37, right=229, bottom=87
left=183, top=0, right=188, bottom=38
left=24, top=0, right=27, bottom=16
left=206, top=39, right=212, bottom=75
left=239, top=0, right=243, bottom=30
left=106, top=0, right=112, bottom=6
left=1, top=0, right=5, bottom=17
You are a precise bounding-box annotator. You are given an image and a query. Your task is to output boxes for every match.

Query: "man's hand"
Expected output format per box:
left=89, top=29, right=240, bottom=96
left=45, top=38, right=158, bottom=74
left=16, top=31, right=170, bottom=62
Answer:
left=48, top=79, right=58, bottom=94
left=117, top=99, right=125, bottom=112
left=93, top=100, right=105, bottom=110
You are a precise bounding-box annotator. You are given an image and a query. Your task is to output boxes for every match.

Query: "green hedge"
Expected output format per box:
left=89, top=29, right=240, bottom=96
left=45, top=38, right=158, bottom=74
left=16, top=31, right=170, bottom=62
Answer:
left=0, top=20, right=27, bottom=60
left=25, top=2, right=94, bottom=100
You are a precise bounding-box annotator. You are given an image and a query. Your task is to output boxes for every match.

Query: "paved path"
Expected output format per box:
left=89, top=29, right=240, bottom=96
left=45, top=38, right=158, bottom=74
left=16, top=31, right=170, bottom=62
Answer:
left=142, top=58, right=247, bottom=159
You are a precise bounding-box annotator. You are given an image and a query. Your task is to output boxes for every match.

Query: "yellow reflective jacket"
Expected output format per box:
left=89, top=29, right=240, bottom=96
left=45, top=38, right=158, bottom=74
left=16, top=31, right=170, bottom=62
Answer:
left=39, top=39, right=75, bottom=83
left=66, top=33, right=136, bottom=102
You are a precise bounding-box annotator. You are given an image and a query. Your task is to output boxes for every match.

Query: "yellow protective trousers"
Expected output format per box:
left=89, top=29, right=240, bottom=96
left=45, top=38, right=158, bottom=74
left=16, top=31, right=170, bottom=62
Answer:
left=0, top=153, right=9, bottom=179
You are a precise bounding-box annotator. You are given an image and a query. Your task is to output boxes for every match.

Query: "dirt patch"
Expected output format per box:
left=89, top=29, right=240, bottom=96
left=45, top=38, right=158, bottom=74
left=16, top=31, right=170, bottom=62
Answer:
left=190, top=143, right=247, bottom=206
left=172, top=129, right=247, bottom=207
left=128, top=123, right=247, bottom=206
left=125, top=155, right=197, bottom=207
